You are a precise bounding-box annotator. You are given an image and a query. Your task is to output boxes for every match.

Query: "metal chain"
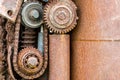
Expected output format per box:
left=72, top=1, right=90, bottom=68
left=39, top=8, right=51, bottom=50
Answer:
left=0, top=16, right=6, bottom=80
left=5, top=20, right=16, bottom=80
left=13, top=14, right=48, bottom=79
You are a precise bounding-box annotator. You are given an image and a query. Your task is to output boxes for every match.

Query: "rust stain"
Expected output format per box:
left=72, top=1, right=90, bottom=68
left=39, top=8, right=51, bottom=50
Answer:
left=72, top=0, right=120, bottom=40
left=71, top=0, right=120, bottom=80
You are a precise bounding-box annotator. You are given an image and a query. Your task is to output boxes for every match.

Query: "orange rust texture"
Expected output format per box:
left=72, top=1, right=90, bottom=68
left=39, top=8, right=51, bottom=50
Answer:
left=71, top=0, right=120, bottom=80
left=49, top=34, right=70, bottom=80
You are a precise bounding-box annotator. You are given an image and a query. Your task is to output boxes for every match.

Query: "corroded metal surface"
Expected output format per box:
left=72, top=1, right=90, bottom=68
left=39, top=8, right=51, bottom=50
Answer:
left=72, top=0, right=120, bottom=40
left=71, top=0, right=120, bottom=80
left=71, top=41, right=120, bottom=80
left=13, top=15, right=48, bottom=79
left=13, top=15, right=21, bottom=79
left=0, top=0, right=49, bottom=79
left=17, top=47, right=43, bottom=78
left=49, top=34, right=70, bottom=80
left=6, top=20, right=16, bottom=79
left=0, top=0, right=23, bottom=22
left=44, top=0, right=78, bottom=33
left=0, top=16, right=6, bottom=80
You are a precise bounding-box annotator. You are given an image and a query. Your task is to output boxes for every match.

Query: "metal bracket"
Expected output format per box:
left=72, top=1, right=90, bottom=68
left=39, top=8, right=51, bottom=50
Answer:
left=0, top=0, right=23, bottom=22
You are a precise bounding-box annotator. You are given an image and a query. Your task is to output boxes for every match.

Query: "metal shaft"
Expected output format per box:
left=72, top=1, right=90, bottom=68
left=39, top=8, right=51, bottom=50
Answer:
left=49, top=34, right=70, bottom=80
left=38, top=26, right=43, bottom=54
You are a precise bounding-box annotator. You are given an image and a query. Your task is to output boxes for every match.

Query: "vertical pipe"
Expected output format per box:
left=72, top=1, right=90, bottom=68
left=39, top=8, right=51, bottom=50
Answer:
left=38, top=26, right=43, bottom=54
left=49, top=34, right=70, bottom=80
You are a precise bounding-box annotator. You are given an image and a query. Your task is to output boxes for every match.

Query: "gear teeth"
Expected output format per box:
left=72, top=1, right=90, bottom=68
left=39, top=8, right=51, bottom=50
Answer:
left=19, top=47, right=41, bottom=56
left=50, top=28, right=54, bottom=32
left=16, top=47, right=44, bottom=79
left=43, top=0, right=78, bottom=34
left=77, top=17, right=79, bottom=20
left=13, top=6, right=49, bottom=79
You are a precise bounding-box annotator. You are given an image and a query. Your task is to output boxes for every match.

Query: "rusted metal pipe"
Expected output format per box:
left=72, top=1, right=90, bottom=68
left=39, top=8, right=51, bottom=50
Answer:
left=49, top=34, right=70, bottom=80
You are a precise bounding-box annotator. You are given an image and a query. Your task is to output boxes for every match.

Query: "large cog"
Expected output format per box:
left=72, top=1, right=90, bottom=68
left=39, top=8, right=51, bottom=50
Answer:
left=44, top=0, right=78, bottom=34
left=16, top=47, right=43, bottom=79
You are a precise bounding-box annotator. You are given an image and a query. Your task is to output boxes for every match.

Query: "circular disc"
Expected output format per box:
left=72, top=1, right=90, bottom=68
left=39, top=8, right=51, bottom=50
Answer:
left=21, top=2, right=43, bottom=28
left=44, top=0, right=78, bottom=33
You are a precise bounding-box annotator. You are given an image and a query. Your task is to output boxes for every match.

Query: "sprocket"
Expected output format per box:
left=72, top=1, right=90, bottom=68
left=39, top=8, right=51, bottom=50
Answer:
left=16, top=47, right=43, bottom=79
left=44, top=0, right=78, bottom=34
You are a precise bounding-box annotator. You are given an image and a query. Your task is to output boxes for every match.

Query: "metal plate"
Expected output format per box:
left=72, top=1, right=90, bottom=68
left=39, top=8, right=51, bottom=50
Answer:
left=0, top=0, right=23, bottom=22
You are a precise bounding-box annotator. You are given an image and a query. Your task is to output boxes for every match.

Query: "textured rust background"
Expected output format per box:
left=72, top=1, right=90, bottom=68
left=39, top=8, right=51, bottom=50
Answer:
left=72, top=0, right=120, bottom=40
left=49, top=35, right=70, bottom=80
left=71, top=0, right=120, bottom=80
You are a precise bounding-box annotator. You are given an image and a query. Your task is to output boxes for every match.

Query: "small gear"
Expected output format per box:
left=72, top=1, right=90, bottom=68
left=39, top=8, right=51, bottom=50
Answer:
left=44, top=0, right=78, bottom=34
left=21, top=1, right=43, bottom=28
left=16, top=47, right=43, bottom=79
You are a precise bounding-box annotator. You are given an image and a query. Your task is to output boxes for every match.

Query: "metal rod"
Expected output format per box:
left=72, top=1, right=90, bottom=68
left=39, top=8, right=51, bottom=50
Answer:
left=37, top=26, right=43, bottom=54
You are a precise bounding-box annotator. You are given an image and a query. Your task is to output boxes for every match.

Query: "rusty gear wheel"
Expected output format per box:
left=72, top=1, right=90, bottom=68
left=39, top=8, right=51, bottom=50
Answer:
left=44, top=0, right=78, bottom=34
left=16, top=47, right=43, bottom=79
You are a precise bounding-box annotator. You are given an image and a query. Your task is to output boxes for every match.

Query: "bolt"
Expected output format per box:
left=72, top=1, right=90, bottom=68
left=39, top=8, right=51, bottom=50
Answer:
left=30, top=9, right=40, bottom=20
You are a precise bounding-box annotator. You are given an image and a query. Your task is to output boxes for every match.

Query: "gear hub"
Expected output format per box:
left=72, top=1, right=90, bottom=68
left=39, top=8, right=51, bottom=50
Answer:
left=44, top=0, right=78, bottom=33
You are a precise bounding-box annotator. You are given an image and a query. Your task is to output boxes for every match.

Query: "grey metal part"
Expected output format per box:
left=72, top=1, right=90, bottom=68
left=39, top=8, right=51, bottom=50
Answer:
left=0, top=0, right=23, bottom=22
left=43, top=0, right=48, bottom=2
left=38, top=26, right=44, bottom=54
left=21, top=2, right=43, bottom=28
